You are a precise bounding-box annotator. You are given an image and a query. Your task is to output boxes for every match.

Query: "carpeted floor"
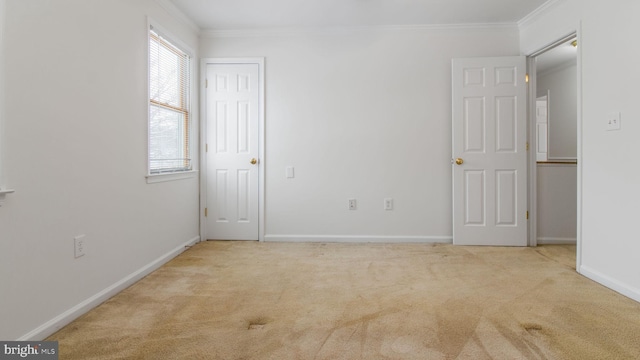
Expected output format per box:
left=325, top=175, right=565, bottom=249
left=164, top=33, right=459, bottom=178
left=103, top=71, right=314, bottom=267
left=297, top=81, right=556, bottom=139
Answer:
left=48, top=241, right=640, bottom=359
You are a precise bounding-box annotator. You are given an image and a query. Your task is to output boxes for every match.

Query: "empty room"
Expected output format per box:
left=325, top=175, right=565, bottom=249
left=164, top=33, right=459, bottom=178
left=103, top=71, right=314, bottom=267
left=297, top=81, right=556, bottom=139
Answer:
left=1, top=0, right=639, bottom=358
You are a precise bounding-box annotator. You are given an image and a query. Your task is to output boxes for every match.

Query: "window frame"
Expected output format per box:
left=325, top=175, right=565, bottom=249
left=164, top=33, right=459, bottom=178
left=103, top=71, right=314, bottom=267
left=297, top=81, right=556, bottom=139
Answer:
left=146, top=19, right=197, bottom=183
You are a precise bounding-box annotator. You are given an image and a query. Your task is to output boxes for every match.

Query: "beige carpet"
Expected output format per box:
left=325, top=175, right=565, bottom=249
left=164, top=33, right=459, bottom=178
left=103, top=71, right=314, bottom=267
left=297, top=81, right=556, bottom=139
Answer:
left=48, top=241, right=640, bottom=359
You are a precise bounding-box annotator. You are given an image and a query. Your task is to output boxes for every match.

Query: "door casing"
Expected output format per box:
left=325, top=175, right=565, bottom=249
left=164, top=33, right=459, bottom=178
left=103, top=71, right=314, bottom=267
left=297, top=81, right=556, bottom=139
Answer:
left=526, top=30, right=583, bottom=272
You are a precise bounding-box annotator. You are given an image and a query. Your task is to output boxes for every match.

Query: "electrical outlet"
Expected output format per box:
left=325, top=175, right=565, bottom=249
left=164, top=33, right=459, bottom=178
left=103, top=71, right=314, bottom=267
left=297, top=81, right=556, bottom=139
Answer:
left=384, top=198, right=393, bottom=211
left=606, top=112, right=621, bottom=131
left=74, top=235, right=86, bottom=258
left=348, top=198, right=357, bottom=210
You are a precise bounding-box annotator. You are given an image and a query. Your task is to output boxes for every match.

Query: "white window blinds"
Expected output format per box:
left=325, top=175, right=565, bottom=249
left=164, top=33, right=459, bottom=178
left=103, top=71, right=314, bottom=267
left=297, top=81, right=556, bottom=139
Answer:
left=148, top=26, right=191, bottom=174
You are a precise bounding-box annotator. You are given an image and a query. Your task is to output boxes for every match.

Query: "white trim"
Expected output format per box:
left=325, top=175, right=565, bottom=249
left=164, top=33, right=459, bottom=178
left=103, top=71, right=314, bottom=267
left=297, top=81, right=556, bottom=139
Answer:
left=17, top=236, right=200, bottom=341
left=517, top=0, right=565, bottom=29
left=575, top=23, right=583, bottom=273
left=200, top=58, right=266, bottom=242
left=264, top=235, right=452, bottom=244
left=201, top=23, right=518, bottom=38
left=527, top=56, right=538, bottom=247
left=537, top=237, right=576, bottom=245
left=526, top=28, right=582, bottom=266
left=147, top=17, right=196, bottom=58
left=580, top=265, right=640, bottom=304
left=146, top=170, right=198, bottom=184
left=154, top=0, right=200, bottom=34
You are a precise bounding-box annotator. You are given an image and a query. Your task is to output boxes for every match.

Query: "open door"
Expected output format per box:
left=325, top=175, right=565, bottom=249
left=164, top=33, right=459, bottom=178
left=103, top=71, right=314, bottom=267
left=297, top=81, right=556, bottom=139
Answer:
left=452, top=56, right=527, bottom=246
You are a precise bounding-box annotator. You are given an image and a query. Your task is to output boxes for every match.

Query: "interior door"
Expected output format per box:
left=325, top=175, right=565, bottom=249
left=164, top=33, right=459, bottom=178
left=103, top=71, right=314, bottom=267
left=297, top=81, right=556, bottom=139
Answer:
left=206, top=63, right=260, bottom=240
left=452, top=56, right=527, bottom=246
left=536, top=96, right=548, bottom=162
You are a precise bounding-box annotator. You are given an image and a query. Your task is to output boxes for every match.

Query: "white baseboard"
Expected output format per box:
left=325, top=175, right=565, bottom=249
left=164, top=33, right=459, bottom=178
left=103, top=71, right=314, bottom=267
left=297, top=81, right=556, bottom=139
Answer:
left=264, top=235, right=453, bottom=243
left=537, top=237, right=577, bottom=245
left=580, top=265, right=640, bottom=304
left=18, top=236, right=201, bottom=341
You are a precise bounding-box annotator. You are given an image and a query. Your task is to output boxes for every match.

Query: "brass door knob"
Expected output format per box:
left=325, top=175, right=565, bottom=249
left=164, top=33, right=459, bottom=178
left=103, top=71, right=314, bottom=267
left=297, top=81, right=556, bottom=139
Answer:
left=455, top=158, right=464, bottom=165
left=250, top=158, right=258, bottom=165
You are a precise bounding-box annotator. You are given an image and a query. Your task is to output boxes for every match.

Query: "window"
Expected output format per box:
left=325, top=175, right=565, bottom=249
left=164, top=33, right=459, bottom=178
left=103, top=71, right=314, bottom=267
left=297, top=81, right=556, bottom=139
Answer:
left=148, top=25, right=191, bottom=174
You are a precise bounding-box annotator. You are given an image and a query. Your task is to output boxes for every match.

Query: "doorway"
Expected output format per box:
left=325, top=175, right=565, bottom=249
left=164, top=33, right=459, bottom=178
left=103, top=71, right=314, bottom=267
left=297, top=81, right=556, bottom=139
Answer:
left=527, top=33, right=580, bottom=261
left=201, top=58, right=265, bottom=241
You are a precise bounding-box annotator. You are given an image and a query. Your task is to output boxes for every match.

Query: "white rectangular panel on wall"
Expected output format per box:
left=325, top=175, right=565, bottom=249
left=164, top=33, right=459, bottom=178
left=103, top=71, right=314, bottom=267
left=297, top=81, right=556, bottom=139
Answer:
left=452, top=56, right=527, bottom=246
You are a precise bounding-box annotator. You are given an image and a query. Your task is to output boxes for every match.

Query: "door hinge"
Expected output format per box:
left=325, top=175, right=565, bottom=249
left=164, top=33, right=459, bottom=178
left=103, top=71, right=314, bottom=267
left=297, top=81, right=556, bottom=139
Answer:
left=525, top=74, right=529, bottom=83
left=526, top=211, right=529, bottom=220
left=526, top=142, right=529, bottom=151
left=204, top=208, right=208, bottom=217
left=205, top=79, right=208, bottom=88
left=205, top=143, right=208, bottom=152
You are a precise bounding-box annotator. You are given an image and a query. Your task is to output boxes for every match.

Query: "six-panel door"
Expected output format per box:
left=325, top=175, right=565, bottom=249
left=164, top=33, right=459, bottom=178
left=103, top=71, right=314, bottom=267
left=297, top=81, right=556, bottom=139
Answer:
left=452, top=56, right=528, bottom=246
left=206, top=63, right=260, bottom=241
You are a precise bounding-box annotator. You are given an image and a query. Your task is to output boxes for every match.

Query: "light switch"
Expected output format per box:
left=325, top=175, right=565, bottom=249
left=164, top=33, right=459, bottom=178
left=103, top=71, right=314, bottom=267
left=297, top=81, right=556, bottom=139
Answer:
left=606, top=112, right=621, bottom=131
left=286, top=166, right=295, bottom=179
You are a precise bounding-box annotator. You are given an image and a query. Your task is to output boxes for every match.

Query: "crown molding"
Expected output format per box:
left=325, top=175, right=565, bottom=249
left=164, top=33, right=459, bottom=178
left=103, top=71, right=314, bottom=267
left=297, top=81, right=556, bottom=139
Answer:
left=518, top=0, right=565, bottom=29
left=201, top=23, right=518, bottom=38
left=154, top=0, right=200, bottom=34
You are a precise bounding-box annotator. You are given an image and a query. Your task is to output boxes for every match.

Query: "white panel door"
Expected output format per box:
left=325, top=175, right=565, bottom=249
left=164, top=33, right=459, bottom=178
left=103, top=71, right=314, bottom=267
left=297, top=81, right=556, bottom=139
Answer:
left=452, top=56, right=527, bottom=246
left=206, top=63, right=259, bottom=240
left=536, top=97, right=548, bottom=162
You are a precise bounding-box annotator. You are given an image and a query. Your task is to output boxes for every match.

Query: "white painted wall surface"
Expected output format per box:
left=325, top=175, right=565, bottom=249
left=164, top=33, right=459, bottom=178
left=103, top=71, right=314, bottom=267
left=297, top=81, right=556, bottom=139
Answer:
left=537, top=163, right=576, bottom=243
left=537, top=62, right=577, bottom=159
left=201, top=26, right=520, bottom=242
left=521, top=0, right=640, bottom=302
left=0, top=0, right=200, bottom=340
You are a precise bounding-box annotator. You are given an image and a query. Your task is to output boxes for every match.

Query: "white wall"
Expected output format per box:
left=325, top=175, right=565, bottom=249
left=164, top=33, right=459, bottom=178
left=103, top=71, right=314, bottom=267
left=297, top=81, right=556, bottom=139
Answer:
left=537, top=62, right=577, bottom=159
left=0, top=0, right=200, bottom=340
left=537, top=163, right=576, bottom=243
left=201, top=26, right=520, bottom=242
left=521, top=0, right=640, bottom=302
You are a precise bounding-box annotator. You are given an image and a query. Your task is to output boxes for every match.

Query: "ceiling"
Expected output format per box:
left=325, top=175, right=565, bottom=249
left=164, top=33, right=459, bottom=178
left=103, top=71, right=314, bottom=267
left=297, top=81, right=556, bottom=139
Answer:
left=536, top=38, right=578, bottom=74
left=168, top=0, right=549, bottom=30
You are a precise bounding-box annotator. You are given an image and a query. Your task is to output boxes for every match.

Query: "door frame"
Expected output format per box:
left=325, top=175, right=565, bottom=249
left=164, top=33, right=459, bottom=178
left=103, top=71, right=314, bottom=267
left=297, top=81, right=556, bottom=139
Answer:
left=200, top=57, right=266, bottom=242
left=526, top=30, right=582, bottom=271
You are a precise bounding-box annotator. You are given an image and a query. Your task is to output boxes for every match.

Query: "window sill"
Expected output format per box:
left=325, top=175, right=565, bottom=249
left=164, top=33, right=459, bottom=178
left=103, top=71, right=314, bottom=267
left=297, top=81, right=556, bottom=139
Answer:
left=146, top=170, right=198, bottom=184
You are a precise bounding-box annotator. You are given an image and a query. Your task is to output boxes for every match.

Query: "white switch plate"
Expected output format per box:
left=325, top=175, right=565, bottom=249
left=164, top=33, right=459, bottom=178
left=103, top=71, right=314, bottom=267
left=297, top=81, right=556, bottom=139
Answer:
left=606, top=112, right=621, bottom=131
left=74, top=235, right=86, bottom=258
left=286, top=166, right=295, bottom=178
